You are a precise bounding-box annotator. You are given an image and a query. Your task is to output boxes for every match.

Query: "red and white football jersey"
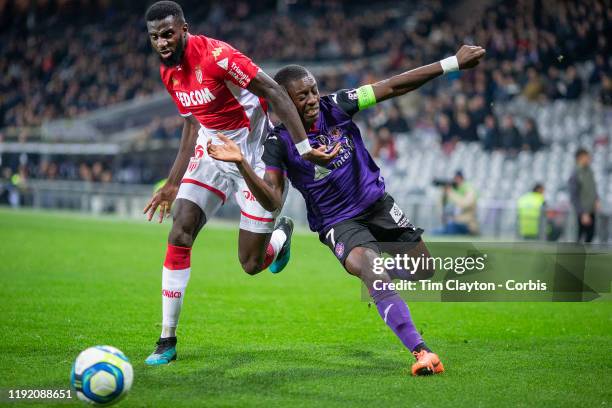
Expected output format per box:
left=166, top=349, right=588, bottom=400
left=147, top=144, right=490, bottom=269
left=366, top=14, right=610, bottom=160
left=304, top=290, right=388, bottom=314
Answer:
left=160, top=34, right=268, bottom=131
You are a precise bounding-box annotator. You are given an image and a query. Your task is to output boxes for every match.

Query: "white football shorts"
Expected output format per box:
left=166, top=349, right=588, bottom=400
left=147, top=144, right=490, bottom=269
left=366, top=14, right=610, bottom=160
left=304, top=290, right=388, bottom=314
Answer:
left=176, top=126, right=285, bottom=233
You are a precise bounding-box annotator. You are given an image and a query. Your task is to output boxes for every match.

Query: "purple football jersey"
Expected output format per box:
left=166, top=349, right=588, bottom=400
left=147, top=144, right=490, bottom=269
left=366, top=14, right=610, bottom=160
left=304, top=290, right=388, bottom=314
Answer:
left=262, top=89, right=385, bottom=234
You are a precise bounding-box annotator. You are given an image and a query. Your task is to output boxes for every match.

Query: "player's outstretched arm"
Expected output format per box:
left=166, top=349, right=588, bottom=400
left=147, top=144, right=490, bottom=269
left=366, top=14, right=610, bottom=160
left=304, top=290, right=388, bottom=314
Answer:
left=248, top=71, right=340, bottom=166
left=207, top=134, right=285, bottom=212
left=371, top=45, right=486, bottom=103
left=143, top=115, right=200, bottom=222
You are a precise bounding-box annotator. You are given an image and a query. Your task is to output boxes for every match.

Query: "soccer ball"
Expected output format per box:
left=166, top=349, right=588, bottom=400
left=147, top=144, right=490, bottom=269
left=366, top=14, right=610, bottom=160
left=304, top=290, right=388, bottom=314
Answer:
left=70, top=345, right=133, bottom=405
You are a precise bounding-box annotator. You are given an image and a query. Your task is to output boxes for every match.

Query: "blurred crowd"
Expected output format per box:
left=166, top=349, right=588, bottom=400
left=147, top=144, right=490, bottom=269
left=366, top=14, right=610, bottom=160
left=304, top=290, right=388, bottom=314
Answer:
left=313, top=0, right=610, bottom=161
left=0, top=0, right=410, bottom=128
left=0, top=0, right=610, bottom=180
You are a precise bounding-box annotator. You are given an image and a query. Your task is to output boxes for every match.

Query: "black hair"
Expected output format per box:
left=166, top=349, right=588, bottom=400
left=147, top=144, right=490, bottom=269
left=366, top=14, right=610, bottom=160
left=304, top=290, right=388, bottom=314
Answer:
left=532, top=183, right=544, bottom=192
left=273, top=65, right=311, bottom=89
left=575, top=147, right=589, bottom=160
left=145, top=1, right=185, bottom=23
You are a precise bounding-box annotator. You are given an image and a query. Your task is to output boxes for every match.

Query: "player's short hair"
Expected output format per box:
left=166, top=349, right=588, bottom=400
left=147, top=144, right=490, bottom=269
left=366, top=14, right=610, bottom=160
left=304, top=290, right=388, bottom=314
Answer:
left=145, top=1, right=185, bottom=23
left=575, top=147, right=589, bottom=160
left=532, top=183, right=544, bottom=192
left=273, top=65, right=311, bottom=89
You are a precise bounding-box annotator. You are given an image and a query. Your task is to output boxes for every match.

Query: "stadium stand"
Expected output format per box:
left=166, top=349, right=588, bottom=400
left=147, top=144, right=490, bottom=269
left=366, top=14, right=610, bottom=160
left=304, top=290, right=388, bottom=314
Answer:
left=0, top=0, right=609, bottom=240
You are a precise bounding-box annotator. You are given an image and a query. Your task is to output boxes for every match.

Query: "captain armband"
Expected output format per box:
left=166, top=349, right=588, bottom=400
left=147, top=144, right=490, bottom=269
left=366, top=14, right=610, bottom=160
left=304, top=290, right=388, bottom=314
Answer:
left=356, top=84, right=377, bottom=110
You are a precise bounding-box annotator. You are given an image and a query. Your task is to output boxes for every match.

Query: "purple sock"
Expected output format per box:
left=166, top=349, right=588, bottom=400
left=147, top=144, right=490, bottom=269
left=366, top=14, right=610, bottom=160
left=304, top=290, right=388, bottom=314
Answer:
left=371, top=289, right=423, bottom=351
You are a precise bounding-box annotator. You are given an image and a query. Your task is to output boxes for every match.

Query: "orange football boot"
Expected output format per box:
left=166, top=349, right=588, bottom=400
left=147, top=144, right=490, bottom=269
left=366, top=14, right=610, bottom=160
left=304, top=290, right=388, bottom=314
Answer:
left=411, top=350, right=445, bottom=376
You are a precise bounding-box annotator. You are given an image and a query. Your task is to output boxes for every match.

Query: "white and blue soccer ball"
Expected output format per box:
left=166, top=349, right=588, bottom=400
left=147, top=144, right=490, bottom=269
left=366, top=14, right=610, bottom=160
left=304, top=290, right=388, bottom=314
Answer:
left=70, top=345, right=133, bottom=406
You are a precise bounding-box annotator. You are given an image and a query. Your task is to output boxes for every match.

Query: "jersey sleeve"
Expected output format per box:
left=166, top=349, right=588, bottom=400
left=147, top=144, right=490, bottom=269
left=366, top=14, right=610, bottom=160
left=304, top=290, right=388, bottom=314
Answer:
left=262, top=132, right=286, bottom=173
left=331, top=85, right=377, bottom=116
left=208, top=39, right=260, bottom=89
left=330, top=89, right=360, bottom=116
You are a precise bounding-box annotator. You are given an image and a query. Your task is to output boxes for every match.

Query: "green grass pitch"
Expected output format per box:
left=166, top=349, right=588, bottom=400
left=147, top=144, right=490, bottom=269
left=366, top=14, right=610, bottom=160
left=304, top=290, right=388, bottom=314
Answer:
left=1, top=208, right=611, bottom=407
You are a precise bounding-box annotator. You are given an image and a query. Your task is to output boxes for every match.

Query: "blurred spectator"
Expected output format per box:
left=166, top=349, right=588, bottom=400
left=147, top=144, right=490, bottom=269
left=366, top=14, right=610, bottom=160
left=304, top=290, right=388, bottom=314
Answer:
left=521, top=118, right=543, bottom=152
left=92, top=162, right=104, bottom=182
left=0, top=167, right=19, bottom=207
left=522, top=67, right=545, bottom=101
left=467, top=95, right=487, bottom=127
left=371, top=127, right=397, bottom=163
left=569, top=148, right=600, bottom=243
left=79, top=163, right=93, bottom=182
left=454, top=111, right=477, bottom=142
left=499, top=115, right=521, bottom=155
left=589, top=54, right=610, bottom=86
left=436, top=113, right=456, bottom=155
left=385, top=106, right=409, bottom=134
left=479, top=114, right=500, bottom=152
left=544, top=67, right=562, bottom=100
left=560, top=66, right=583, bottom=100
left=600, top=74, right=612, bottom=106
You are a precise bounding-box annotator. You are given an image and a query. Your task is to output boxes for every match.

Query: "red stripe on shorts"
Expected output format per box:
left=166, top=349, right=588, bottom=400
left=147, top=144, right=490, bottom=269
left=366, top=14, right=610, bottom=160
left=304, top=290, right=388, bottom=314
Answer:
left=182, top=178, right=226, bottom=203
left=240, top=210, right=274, bottom=223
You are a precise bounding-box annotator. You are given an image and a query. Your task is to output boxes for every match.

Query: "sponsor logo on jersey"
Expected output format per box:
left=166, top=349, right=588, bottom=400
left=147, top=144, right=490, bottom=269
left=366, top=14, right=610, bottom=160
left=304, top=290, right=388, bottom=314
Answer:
left=313, top=128, right=355, bottom=171
left=195, top=65, right=203, bottom=84
left=243, top=190, right=257, bottom=201
left=389, top=203, right=411, bottom=228
left=212, top=46, right=223, bottom=60
left=162, top=289, right=182, bottom=298
left=228, top=62, right=250, bottom=87
left=217, top=57, right=229, bottom=70
left=175, top=88, right=216, bottom=107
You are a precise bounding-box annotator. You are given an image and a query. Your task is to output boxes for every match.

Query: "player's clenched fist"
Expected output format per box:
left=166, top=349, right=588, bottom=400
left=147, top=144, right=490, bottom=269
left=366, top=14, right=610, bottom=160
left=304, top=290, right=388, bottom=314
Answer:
left=143, top=183, right=179, bottom=223
left=456, top=45, right=486, bottom=69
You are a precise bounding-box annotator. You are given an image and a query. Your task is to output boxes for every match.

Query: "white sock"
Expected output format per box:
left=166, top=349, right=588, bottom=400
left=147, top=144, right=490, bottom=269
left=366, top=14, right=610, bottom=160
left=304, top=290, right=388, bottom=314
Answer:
left=269, top=229, right=287, bottom=261
left=161, top=266, right=190, bottom=338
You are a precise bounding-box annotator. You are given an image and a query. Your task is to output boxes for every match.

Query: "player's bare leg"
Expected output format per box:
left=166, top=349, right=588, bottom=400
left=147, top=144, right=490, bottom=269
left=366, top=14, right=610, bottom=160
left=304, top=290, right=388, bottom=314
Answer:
left=344, top=246, right=444, bottom=376
left=146, top=199, right=206, bottom=365
left=385, top=238, right=435, bottom=281
left=237, top=216, right=294, bottom=275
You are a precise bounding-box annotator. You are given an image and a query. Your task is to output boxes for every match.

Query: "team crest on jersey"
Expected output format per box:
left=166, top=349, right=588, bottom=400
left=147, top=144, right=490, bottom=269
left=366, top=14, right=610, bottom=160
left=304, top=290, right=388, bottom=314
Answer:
left=195, top=65, right=203, bottom=84
left=334, top=242, right=345, bottom=258
left=330, top=127, right=343, bottom=141
left=212, top=47, right=223, bottom=60
left=171, top=76, right=179, bottom=87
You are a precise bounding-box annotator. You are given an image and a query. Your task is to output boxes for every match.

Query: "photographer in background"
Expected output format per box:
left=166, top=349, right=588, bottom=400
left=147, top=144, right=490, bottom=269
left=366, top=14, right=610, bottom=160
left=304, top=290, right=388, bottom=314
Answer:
left=434, top=171, right=479, bottom=235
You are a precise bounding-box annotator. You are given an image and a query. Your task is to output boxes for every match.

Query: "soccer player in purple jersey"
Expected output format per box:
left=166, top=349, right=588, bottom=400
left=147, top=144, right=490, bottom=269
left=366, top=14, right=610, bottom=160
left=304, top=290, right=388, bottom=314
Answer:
left=208, top=45, right=485, bottom=375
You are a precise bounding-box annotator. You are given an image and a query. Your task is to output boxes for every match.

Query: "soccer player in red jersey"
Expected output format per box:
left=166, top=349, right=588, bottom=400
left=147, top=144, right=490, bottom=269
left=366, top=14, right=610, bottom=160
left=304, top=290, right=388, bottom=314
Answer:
left=142, top=1, right=339, bottom=365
